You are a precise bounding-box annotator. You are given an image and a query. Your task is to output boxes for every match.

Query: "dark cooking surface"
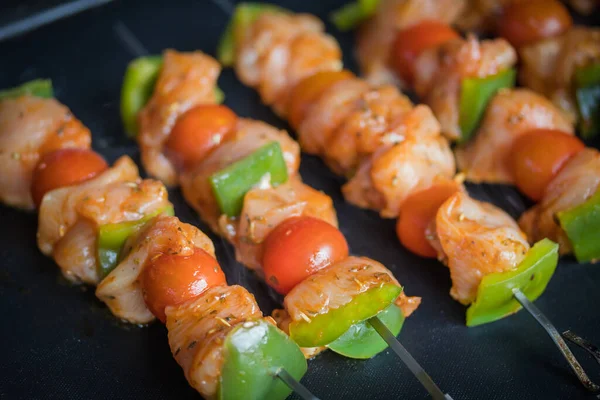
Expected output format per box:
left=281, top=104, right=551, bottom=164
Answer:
left=0, top=1, right=599, bottom=399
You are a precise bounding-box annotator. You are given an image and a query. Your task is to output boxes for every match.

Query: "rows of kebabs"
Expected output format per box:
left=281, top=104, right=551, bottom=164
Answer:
left=217, top=2, right=600, bottom=264
left=0, top=55, right=422, bottom=399
left=0, top=2, right=598, bottom=399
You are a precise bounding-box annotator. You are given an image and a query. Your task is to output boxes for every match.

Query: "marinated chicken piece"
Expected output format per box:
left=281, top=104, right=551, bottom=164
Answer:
left=0, top=96, right=91, bottom=209
left=284, top=256, right=421, bottom=322
left=356, top=0, right=466, bottom=86
left=343, top=134, right=455, bottom=218
left=180, top=118, right=300, bottom=233
left=37, top=156, right=139, bottom=255
left=413, top=36, right=517, bottom=140
left=227, top=177, right=337, bottom=274
left=165, top=285, right=263, bottom=399
left=272, top=308, right=326, bottom=359
left=519, top=148, right=600, bottom=254
left=323, top=84, right=413, bottom=176
left=430, top=192, right=530, bottom=304
left=236, top=12, right=342, bottom=115
left=298, top=77, right=370, bottom=155
left=53, top=219, right=98, bottom=284
left=519, top=27, right=600, bottom=123
left=45, top=174, right=170, bottom=285
left=456, top=89, right=574, bottom=184
left=138, top=50, right=220, bottom=186
left=96, top=216, right=215, bottom=324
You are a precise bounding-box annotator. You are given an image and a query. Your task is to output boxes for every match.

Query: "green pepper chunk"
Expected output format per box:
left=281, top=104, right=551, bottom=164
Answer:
left=0, top=79, right=53, bottom=100
left=120, top=56, right=225, bottom=138
left=327, top=304, right=404, bottom=359
left=330, top=0, right=380, bottom=31
left=217, top=3, right=288, bottom=67
left=574, top=63, right=600, bottom=139
left=210, top=142, right=288, bottom=217
left=96, top=206, right=174, bottom=279
left=289, top=283, right=402, bottom=347
left=466, top=239, right=559, bottom=327
left=458, top=68, right=516, bottom=144
left=120, top=55, right=163, bottom=138
left=219, top=319, right=307, bottom=400
left=557, top=189, right=600, bottom=263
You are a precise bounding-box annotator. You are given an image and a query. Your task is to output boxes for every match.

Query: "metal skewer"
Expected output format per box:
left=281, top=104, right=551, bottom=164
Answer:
left=369, top=317, right=453, bottom=400
left=276, top=368, right=321, bottom=400
left=563, top=330, right=600, bottom=365
left=513, top=288, right=600, bottom=392
left=113, top=20, right=320, bottom=400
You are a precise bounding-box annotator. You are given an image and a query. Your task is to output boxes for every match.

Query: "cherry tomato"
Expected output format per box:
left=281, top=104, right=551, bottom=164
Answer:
left=262, top=216, right=349, bottom=295
left=498, top=0, right=572, bottom=47
left=31, top=148, right=108, bottom=208
left=396, top=181, right=461, bottom=258
left=392, top=20, right=460, bottom=85
left=288, top=70, right=354, bottom=129
left=165, top=104, right=237, bottom=171
left=508, top=129, right=584, bottom=201
left=141, top=247, right=226, bottom=322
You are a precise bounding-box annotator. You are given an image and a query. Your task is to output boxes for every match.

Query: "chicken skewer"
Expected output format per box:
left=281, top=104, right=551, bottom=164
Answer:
left=113, top=23, right=455, bottom=398
left=329, top=0, right=600, bottom=262
left=0, top=83, right=314, bottom=400
left=215, top=2, right=600, bottom=391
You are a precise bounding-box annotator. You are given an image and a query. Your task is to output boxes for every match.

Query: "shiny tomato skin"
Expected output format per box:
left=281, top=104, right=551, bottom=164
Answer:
left=141, top=247, right=226, bottom=323
left=498, top=0, right=572, bottom=47
left=31, top=148, right=108, bottom=208
left=509, top=129, right=584, bottom=201
left=165, top=104, right=237, bottom=171
left=392, top=20, right=460, bottom=84
left=262, top=216, right=349, bottom=295
left=396, top=181, right=462, bottom=258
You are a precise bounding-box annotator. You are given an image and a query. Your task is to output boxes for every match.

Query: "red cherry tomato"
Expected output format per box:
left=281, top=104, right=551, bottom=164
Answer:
left=498, top=0, right=572, bottom=47
left=508, top=129, right=584, bottom=201
left=396, top=181, right=462, bottom=258
left=141, top=247, right=226, bottom=323
left=392, top=20, right=460, bottom=85
left=262, top=216, right=349, bottom=295
left=31, top=148, right=108, bottom=208
left=165, top=104, right=237, bottom=171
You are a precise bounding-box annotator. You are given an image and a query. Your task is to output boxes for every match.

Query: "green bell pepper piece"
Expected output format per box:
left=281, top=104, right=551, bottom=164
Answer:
left=557, top=189, right=600, bottom=263
left=327, top=303, right=404, bottom=359
left=289, top=283, right=402, bottom=347
left=210, top=141, right=288, bottom=217
left=574, top=63, right=600, bottom=139
left=219, top=319, right=307, bottom=400
left=217, top=3, right=288, bottom=67
left=330, top=0, right=380, bottom=31
left=96, top=205, right=174, bottom=279
left=0, top=79, right=53, bottom=100
left=120, top=55, right=163, bottom=138
left=466, top=239, right=559, bottom=327
left=120, top=55, right=226, bottom=138
left=458, top=68, right=516, bottom=144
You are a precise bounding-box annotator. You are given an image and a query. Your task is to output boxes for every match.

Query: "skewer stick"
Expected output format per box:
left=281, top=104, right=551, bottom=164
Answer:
left=512, top=288, right=600, bottom=392
left=113, top=20, right=321, bottom=400
left=368, top=316, right=453, bottom=400
left=563, top=330, right=600, bottom=365
left=276, top=368, right=321, bottom=400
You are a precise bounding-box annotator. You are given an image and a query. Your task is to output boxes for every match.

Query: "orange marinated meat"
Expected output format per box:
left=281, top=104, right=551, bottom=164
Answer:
left=519, top=149, right=600, bottom=255
left=138, top=50, right=220, bottom=186
left=456, top=89, right=574, bottom=184
left=0, top=96, right=90, bottom=209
